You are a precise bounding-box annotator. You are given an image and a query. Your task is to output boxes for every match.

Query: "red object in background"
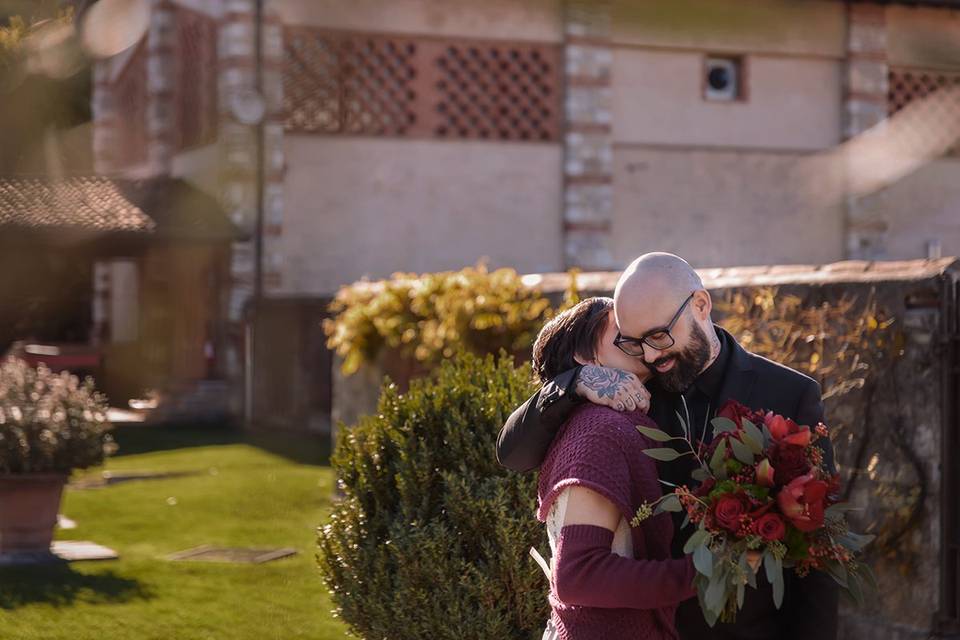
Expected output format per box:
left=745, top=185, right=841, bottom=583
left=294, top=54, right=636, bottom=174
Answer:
left=5, top=342, right=102, bottom=374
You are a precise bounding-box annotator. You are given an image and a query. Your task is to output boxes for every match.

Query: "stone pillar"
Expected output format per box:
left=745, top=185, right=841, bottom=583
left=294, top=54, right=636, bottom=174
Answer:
left=144, top=0, right=177, bottom=176
left=218, top=0, right=285, bottom=418
left=844, top=3, right=889, bottom=260
left=562, top=0, right=616, bottom=271
left=91, top=61, right=118, bottom=175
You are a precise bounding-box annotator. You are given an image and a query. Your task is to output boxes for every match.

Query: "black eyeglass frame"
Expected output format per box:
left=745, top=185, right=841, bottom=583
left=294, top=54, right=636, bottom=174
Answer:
left=613, top=292, right=696, bottom=357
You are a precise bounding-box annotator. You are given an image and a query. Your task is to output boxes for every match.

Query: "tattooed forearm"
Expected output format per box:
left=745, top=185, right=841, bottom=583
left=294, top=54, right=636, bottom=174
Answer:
left=578, top=365, right=631, bottom=399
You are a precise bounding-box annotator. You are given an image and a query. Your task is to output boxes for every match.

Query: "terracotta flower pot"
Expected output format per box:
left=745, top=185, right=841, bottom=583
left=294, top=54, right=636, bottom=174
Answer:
left=0, top=473, right=68, bottom=554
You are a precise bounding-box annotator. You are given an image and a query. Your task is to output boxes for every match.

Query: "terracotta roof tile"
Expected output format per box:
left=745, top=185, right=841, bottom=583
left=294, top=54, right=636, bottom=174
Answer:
left=0, top=176, right=154, bottom=233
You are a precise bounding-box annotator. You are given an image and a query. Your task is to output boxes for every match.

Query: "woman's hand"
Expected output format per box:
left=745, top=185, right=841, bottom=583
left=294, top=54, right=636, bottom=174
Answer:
left=575, top=365, right=651, bottom=413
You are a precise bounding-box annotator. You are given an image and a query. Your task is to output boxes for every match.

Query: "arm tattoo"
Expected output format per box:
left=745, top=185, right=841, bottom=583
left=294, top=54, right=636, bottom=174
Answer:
left=578, top=366, right=631, bottom=399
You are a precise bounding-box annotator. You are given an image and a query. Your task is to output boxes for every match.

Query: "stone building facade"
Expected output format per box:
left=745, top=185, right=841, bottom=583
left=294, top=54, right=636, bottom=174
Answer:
left=91, top=0, right=960, bottom=295
left=88, top=0, right=960, bottom=416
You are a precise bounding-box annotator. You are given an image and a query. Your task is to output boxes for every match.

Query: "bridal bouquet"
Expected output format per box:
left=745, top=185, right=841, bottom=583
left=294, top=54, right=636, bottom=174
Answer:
left=634, top=400, right=875, bottom=626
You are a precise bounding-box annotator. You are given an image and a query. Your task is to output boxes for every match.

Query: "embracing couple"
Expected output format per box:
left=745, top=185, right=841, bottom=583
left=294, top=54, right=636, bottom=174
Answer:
left=497, top=253, right=838, bottom=640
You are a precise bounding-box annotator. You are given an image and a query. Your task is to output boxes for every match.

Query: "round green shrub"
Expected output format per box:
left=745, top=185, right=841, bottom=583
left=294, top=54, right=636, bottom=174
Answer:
left=0, top=357, right=116, bottom=474
left=317, top=351, right=550, bottom=639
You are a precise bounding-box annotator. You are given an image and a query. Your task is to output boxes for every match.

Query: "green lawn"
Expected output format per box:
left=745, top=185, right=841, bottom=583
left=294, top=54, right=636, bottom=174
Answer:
left=0, top=426, right=353, bottom=640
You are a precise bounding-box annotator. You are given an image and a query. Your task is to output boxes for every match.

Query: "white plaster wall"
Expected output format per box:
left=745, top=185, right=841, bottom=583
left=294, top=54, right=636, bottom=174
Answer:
left=860, top=159, right=960, bottom=260
left=611, top=0, right=846, bottom=58
left=887, top=6, right=960, bottom=70
left=611, top=147, right=846, bottom=269
left=273, top=0, right=563, bottom=42
left=281, top=136, right=563, bottom=295
left=612, top=49, right=843, bottom=150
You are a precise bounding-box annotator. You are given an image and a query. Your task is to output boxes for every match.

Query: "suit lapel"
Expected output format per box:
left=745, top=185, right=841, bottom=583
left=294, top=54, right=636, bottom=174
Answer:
left=714, top=327, right=758, bottom=410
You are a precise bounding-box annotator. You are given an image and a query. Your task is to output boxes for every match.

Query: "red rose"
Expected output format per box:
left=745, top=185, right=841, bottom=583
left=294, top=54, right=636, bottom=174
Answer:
left=712, top=492, right=751, bottom=533
left=777, top=473, right=829, bottom=532
left=765, top=413, right=812, bottom=447
left=753, top=513, right=787, bottom=541
left=768, top=442, right=812, bottom=485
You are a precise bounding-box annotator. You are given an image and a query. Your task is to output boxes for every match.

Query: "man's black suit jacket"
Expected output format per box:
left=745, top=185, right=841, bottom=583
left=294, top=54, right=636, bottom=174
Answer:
left=496, top=327, right=839, bottom=640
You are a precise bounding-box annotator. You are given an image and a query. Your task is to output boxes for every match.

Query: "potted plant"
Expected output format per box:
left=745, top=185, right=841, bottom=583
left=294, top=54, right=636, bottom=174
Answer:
left=0, top=357, right=116, bottom=554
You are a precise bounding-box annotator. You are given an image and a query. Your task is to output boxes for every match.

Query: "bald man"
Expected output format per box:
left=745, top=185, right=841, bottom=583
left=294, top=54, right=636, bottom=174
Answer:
left=496, top=253, right=838, bottom=640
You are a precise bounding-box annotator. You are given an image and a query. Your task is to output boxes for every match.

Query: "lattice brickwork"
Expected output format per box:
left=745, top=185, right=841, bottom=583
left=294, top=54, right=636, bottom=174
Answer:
left=113, top=40, right=149, bottom=165
left=283, top=27, right=561, bottom=142
left=888, top=67, right=960, bottom=154
left=174, top=7, right=218, bottom=150
left=888, top=68, right=960, bottom=115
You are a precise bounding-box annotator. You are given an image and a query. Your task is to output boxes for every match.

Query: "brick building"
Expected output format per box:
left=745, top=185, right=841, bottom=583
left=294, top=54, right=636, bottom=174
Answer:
left=87, top=0, right=960, bottom=420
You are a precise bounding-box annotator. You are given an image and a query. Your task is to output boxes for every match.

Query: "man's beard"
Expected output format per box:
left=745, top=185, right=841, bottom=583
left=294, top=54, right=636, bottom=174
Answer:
left=651, top=322, right=712, bottom=393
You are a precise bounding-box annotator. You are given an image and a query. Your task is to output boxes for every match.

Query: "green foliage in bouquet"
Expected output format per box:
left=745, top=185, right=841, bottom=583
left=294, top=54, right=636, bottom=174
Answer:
left=324, top=264, right=573, bottom=375
left=317, top=352, right=549, bottom=639
left=0, top=357, right=116, bottom=474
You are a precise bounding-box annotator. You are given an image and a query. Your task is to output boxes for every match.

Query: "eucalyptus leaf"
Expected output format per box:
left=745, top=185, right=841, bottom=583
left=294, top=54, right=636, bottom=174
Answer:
left=737, top=580, right=745, bottom=609
left=839, top=531, right=875, bottom=551
left=691, top=467, right=710, bottom=482
left=693, top=544, right=714, bottom=577
left=709, top=441, right=728, bottom=479
left=764, top=551, right=784, bottom=609
left=684, top=529, right=710, bottom=554
left=847, top=570, right=865, bottom=607
left=705, top=567, right=728, bottom=612
left=761, top=423, right=774, bottom=446
left=676, top=410, right=690, bottom=441
left=825, top=560, right=849, bottom=588
left=681, top=511, right=691, bottom=530
left=643, top=447, right=687, bottom=462
left=655, top=494, right=682, bottom=514
left=711, top=417, right=738, bottom=434
left=730, top=437, right=755, bottom=465
left=741, top=419, right=765, bottom=453
left=637, top=425, right=678, bottom=443
left=697, top=575, right=720, bottom=628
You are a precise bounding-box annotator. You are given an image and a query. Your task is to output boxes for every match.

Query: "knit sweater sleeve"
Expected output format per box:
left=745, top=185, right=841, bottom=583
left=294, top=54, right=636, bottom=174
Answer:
left=538, top=406, right=638, bottom=523
left=538, top=406, right=696, bottom=610
left=554, top=524, right=696, bottom=610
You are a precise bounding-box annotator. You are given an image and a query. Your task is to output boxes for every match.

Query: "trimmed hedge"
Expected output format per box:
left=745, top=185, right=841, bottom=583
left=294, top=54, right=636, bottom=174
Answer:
left=317, top=351, right=550, bottom=639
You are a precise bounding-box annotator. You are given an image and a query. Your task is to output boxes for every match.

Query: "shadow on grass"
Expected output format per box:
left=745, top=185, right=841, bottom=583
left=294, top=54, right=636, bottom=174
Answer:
left=0, top=564, right=153, bottom=610
left=110, top=424, right=332, bottom=466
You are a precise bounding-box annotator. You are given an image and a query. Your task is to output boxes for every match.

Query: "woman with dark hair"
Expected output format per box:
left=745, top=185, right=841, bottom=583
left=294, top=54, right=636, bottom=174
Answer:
left=533, top=297, right=696, bottom=640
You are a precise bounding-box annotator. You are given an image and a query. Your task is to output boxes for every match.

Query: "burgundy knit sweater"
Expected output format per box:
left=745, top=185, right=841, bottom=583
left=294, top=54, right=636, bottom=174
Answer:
left=537, top=405, right=696, bottom=640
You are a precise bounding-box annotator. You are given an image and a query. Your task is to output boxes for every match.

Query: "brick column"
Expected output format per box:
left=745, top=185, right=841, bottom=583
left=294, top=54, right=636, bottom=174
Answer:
left=218, top=0, right=285, bottom=416
left=144, top=0, right=177, bottom=176
left=562, top=0, right=616, bottom=271
left=91, top=61, right=118, bottom=175
left=844, top=3, right=889, bottom=259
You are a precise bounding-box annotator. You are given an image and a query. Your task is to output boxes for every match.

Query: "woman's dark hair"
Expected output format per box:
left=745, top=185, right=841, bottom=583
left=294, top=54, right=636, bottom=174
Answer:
left=532, top=297, right=613, bottom=385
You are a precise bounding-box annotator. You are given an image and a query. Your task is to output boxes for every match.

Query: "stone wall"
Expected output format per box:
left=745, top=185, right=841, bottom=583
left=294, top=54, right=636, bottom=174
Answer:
left=527, top=257, right=960, bottom=639
left=328, top=257, right=960, bottom=638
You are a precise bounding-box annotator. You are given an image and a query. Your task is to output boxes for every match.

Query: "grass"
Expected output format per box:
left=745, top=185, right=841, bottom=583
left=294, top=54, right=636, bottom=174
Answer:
left=0, top=425, right=353, bottom=640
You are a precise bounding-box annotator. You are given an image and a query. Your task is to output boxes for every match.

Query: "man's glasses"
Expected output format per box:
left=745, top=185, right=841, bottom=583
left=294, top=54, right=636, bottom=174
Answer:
left=614, top=292, right=696, bottom=358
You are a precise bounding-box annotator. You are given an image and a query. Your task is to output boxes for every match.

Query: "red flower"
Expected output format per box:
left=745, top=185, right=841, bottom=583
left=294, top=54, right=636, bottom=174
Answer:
left=777, top=472, right=829, bottom=532
left=693, top=477, right=717, bottom=498
left=753, top=513, right=787, bottom=541
left=756, top=458, right=775, bottom=487
left=767, top=442, right=812, bottom=486
left=712, top=492, right=751, bottom=533
left=717, top=400, right=765, bottom=427
left=765, top=413, right=812, bottom=447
